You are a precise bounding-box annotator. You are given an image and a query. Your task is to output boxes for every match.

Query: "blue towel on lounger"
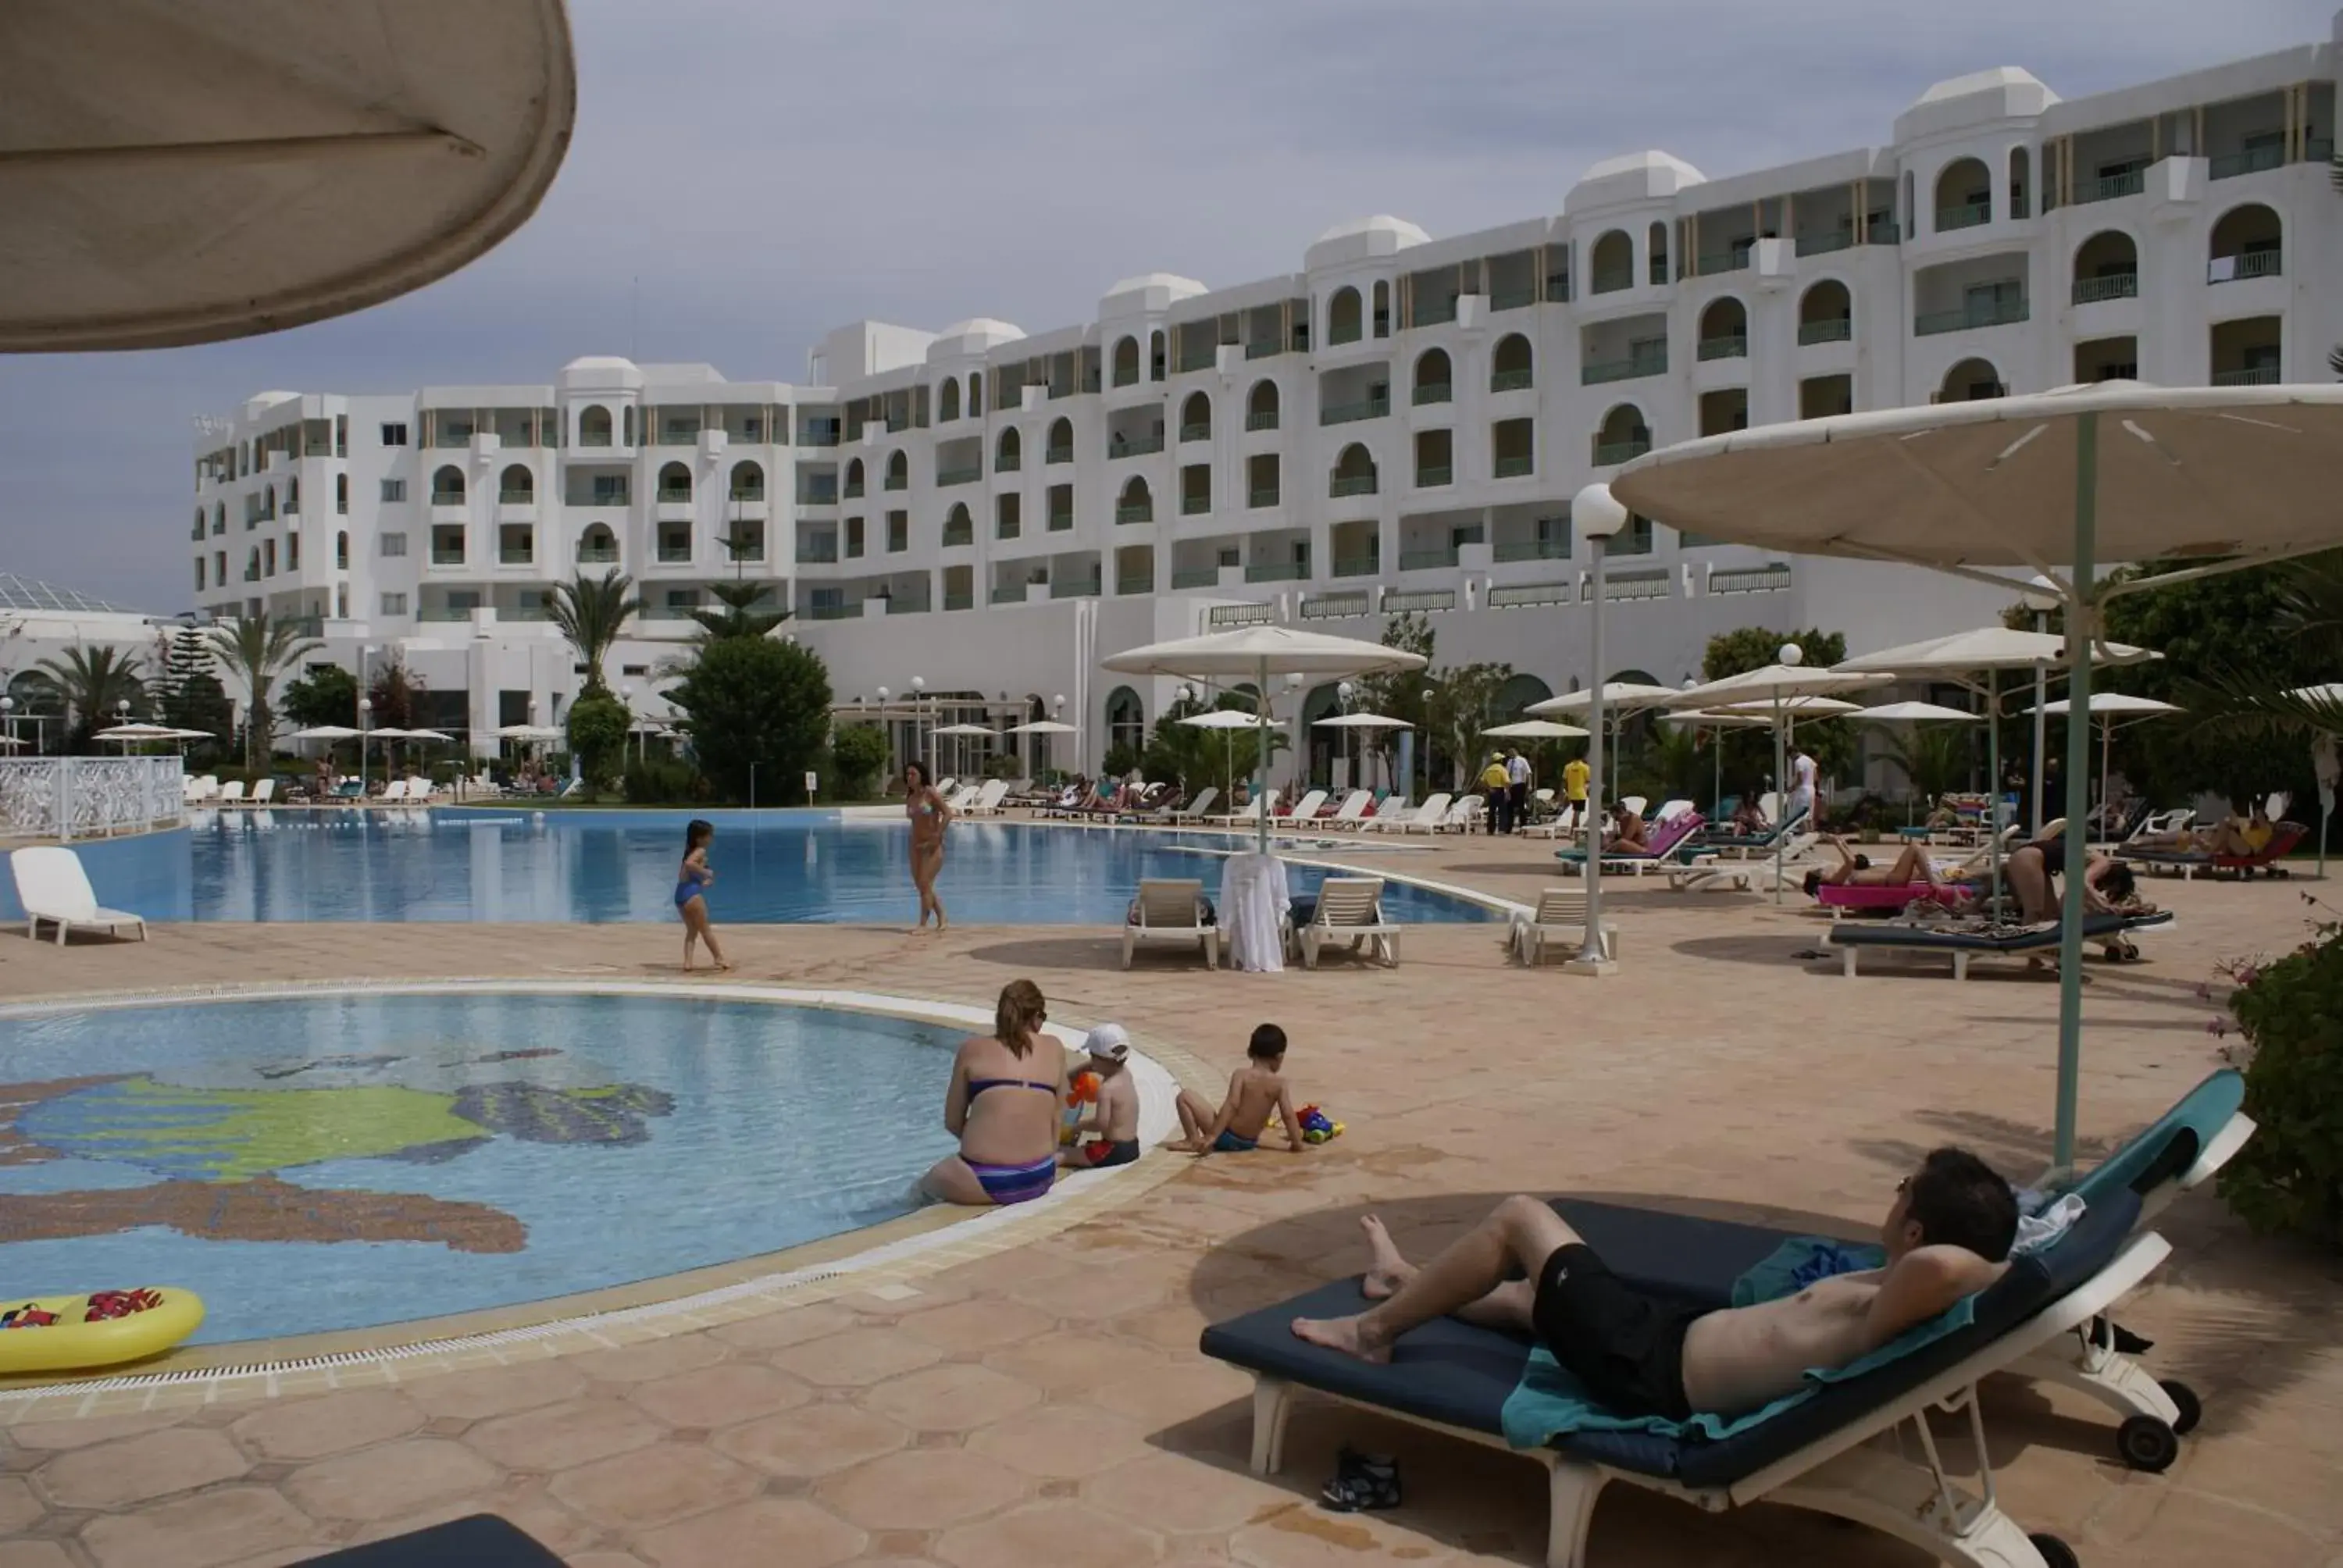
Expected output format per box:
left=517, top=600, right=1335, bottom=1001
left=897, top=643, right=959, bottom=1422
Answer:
left=1499, top=1236, right=1976, bottom=1450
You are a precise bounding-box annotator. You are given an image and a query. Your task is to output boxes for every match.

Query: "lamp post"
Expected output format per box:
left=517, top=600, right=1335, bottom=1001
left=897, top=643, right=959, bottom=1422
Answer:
left=1, top=695, right=13, bottom=753
left=1419, top=686, right=1435, bottom=803
left=1570, top=483, right=1626, bottom=977
left=911, top=675, right=929, bottom=780
left=2020, top=578, right=2059, bottom=836
left=358, top=695, right=373, bottom=789
left=1336, top=679, right=1355, bottom=793
left=1053, top=692, right=1068, bottom=776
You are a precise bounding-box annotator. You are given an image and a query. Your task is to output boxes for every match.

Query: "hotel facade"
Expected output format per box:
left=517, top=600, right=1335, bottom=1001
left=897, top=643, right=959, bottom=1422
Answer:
left=184, top=27, right=2341, bottom=772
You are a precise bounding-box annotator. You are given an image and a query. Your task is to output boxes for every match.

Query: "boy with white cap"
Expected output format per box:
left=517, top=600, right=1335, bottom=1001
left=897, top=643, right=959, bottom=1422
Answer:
left=1062, top=1023, right=1143, bottom=1169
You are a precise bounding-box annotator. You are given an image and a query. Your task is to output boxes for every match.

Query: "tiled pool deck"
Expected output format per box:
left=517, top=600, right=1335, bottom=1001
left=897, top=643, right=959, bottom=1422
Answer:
left=2, top=829, right=2338, bottom=1567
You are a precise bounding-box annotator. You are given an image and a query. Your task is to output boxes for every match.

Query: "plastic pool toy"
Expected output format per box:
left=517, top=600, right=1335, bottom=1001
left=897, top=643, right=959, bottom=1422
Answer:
left=0, top=1287, right=205, bottom=1374
left=1061, top=1071, right=1100, bottom=1146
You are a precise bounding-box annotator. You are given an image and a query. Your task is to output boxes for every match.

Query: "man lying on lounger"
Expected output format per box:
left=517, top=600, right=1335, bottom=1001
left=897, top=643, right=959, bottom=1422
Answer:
left=1799, top=836, right=1967, bottom=903
left=1293, top=1147, right=2015, bottom=1420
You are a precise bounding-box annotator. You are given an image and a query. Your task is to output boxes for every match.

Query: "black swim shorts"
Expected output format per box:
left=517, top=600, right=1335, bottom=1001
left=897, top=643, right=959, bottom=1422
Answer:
left=1531, top=1243, right=1702, bottom=1421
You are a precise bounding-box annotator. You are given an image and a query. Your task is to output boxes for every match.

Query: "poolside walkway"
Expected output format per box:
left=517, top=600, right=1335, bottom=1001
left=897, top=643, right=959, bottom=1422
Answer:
left=2, top=832, right=2338, bottom=1567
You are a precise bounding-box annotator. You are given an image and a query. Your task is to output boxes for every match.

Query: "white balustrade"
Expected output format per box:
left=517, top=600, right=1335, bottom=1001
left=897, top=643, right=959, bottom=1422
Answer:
left=0, top=756, right=185, bottom=841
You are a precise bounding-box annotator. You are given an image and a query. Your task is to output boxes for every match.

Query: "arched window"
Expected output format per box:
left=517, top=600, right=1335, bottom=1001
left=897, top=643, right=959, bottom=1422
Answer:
left=1589, top=230, right=1633, bottom=294
left=1329, top=443, right=1377, bottom=497
left=1246, top=380, right=1279, bottom=431
left=657, top=461, right=691, bottom=501
left=1179, top=391, right=1211, bottom=443
left=2209, top=203, right=2283, bottom=278
left=1490, top=333, right=1533, bottom=391
left=431, top=465, right=464, bottom=504
left=1328, top=286, right=1364, bottom=346
left=1047, top=416, right=1074, bottom=461
left=1414, top=348, right=1452, bottom=404
left=1934, top=157, right=1992, bottom=231
left=729, top=460, right=765, bottom=501
left=214, top=502, right=226, bottom=533
left=1493, top=672, right=1553, bottom=719
left=1593, top=404, right=1651, bottom=465
left=1371, top=280, right=1390, bottom=337
left=939, top=379, right=961, bottom=422
left=1798, top=280, right=1853, bottom=343
left=996, top=427, right=1021, bottom=470
left=335, top=531, right=349, bottom=569
left=246, top=547, right=260, bottom=580
left=1116, top=476, right=1154, bottom=524
left=2072, top=231, right=2139, bottom=304
left=1695, top=299, right=1747, bottom=359
left=885, top=450, right=908, bottom=490
left=1939, top=359, right=2004, bottom=402
left=968, top=373, right=983, bottom=418
left=192, top=508, right=205, bottom=540
left=194, top=558, right=205, bottom=590
left=2009, top=146, right=2032, bottom=219
left=622, top=405, right=636, bottom=446
left=1104, top=686, right=1146, bottom=762
left=1647, top=221, right=1669, bottom=285
left=943, top=501, right=973, bottom=545
left=579, top=405, right=612, bottom=447
left=1149, top=330, right=1166, bottom=381
left=284, top=476, right=299, bottom=513
left=499, top=464, right=533, bottom=503
left=845, top=457, right=865, bottom=497
left=1111, top=337, right=1140, bottom=387
left=334, top=474, right=348, bottom=514
left=578, top=522, right=616, bottom=563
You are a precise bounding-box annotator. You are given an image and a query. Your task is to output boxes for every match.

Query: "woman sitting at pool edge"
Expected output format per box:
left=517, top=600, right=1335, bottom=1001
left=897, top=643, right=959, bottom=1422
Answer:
left=923, top=979, right=1069, bottom=1207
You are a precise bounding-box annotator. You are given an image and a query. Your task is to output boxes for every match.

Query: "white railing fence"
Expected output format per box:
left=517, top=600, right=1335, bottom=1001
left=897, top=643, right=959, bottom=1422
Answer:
left=0, top=756, right=186, bottom=842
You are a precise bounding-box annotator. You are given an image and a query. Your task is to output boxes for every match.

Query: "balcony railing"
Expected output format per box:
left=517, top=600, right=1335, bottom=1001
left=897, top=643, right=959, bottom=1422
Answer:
left=941, top=521, right=974, bottom=547
left=1171, top=566, right=1220, bottom=590
left=2209, top=144, right=2284, bottom=180
left=1489, top=286, right=1535, bottom=311
left=799, top=483, right=837, bottom=505
left=1589, top=271, right=1632, bottom=296
left=1695, top=248, right=1751, bottom=274
left=1331, top=554, right=1380, bottom=579
left=1913, top=297, right=2029, bottom=336
left=430, top=490, right=465, bottom=507
left=2212, top=365, right=2281, bottom=387
left=1797, top=317, right=1853, bottom=346
left=498, top=547, right=534, bottom=565
left=1415, top=465, right=1453, bottom=487
left=1695, top=334, right=1746, bottom=362
left=1108, top=433, right=1164, bottom=458
left=1050, top=577, right=1102, bottom=600
left=1592, top=437, right=1652, bottom=465
left=2071, top=271, right=2138, bottom=305
left=1048, top=511, right=1074, bottom=532
left=842, top=479, right=865, bottom=498
left=804, top=603, right=856, bottom=622
left=2078, top=169, right=2146, bottom=204
left=1412, top=382, right=1452, bottom=406
left=1493, top=454, right=1534, bottom=479
left=656, top=546, right=691, bottom=564
left=430, top=548, right=465, bottom=565
left=1117, top=571, right=1154, bottom=595
left=1864, top=221, right=1901, bottom=244
left=1400, top=547, right=1459, bottom=572
left=1181, top=493, right=1209, bottom=515
left=1179, top=422, right=1211, bottom=444
left=1710, top=563, right=1794, bottom=594
left=1249, top=485, right=1280, bottom=508
left=1319, top=395, right=1389, bottom=427
left=1045, top=444, right=1073, bottom=465
left=657, top=486, right=691, bottom=504
left=944, top=592, right=974, bottom=611
left=799, top=427, right=841, bottom=447
left=995, top=451, right=1020, bottom=472
left=990, top=583, right=1029, bottom=604
left=1328, top=474, right=1378, bottom=498
left=1245, top=340, right=1282, bottom=360
left=577, top=546, right=619, bottom=564
left=729, top=488, right=765, bottom=504
left=1116, top=502, right=1154, bottom=524
left=1244, top=409, right=1279, bottom=432
left=1934, top=201, right=1991, bottom=232
left=1300, top=591, right=1373, bottom=621
left=498, top=488, right=534, bottom=504
left=1413, top=297, right=1457, bottom=327
left=1582, top=351, right=1667, bottom=385
left=1245, top=561, right=1307, bottom=583
left=1796, top=231, right=1855, bottom=257
left=936, top=465, right=981, bottom=486
left=1489, top=369, right=1534, bottom=393
left=1493, top=537, right=1569, bottom=562
left=1488, top=582, right=1571, bottom=608
left=2209, top=250, right=2283, bottom=283
left=883, top=474, right=907, bottom=491
left=796, top=542, right=838, bottom=564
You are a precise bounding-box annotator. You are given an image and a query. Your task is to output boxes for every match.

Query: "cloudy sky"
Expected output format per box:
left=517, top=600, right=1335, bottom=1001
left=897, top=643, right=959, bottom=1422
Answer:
left=3, top=0, right=2332, bottom=611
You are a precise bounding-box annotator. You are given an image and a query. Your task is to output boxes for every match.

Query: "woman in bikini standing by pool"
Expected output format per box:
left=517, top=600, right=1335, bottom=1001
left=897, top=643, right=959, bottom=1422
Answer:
left=922, top=979, right=1068, bottom=1206
left=674, top=818, right=731, bottom=972
left=904, top=760, right=952, bottom=932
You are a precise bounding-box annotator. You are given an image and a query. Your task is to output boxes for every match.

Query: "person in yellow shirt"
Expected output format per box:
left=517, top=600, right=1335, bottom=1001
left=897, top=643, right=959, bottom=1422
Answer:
left=1479, top=754, right=1513, bottom=833
left=1562, top=754, right=1592, bottom=836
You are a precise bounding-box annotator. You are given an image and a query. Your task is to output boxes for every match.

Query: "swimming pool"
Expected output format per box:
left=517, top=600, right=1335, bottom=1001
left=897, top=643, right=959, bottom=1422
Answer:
left=0, top=990, right=972, bottom=1345
left=185, top=810, right=1499, bottom=925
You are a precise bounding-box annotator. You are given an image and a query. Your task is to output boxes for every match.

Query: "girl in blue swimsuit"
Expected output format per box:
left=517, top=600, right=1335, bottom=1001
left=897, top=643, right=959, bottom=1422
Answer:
left=675, top=818, right=730, bottom=972
left=922, top=979, right=1067, bottom=1207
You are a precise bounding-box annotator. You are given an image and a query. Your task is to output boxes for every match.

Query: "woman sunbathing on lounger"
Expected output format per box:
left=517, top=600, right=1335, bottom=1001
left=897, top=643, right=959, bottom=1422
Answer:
left=1606, top=807, right=1650, bottom=853
left=1800, top=836, right=1964, bottom=902
left=2003, top=840, right=2142, bottom=924
left=1293, top=1148, right=2014, bottom=1421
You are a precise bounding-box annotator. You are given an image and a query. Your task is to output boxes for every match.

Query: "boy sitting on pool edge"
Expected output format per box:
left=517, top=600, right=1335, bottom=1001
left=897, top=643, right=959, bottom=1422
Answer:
left=1062, top=1025, right=1143, bottom=1169
left=1169, top=1024, right=1308, bottom=1155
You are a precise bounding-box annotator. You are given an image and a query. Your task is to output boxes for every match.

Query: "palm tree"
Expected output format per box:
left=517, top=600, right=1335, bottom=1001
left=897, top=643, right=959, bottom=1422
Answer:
left=30, top=646, right=145, bottom=749
left=686, top=579, right=791, bottom=643
left=204, top=613, right=322, bottom=772
left=549, top=569, right=642, bottom=695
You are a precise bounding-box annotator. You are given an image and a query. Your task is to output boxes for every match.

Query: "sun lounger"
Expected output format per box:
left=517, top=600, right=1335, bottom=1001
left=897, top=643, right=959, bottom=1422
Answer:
left=1214, top=791, right=1280, bottom=826
left=1665, top=832, right=1821, bottom=892
left=248, top=777, right=276, bottom=806
left=1122, top=878, right=1219, bottom=970
left=1828, top=911, right=2173, bottom=979
left=963, top=779, right=1011, bottom=817
left=2119, top=821, right=2306, bottom=880
left=1555, top=812, right=1705, bottom=875
left=217, top=779, right=246, bottom=805
left=1324, top=789, right=1372, bottom=829
left=1444, top=794, right=1485, bottom=833
left=1510, top=887, right=1618, bottom=964
left=1161, top=786, right=1218, bottom=824
left=1291, top=875, right=1399, bottom=968
left=12, top=846, right=148, bottom=945
left=1279, top=789, right=1328, bottom=825
left=1203, top=1191, right=2153, bottom=1568
left=1367, top=792, right=1449, bottom=835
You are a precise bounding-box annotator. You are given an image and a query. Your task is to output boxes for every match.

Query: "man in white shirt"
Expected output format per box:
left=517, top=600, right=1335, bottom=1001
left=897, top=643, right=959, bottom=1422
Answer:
left=1504, top=750, right=1532, bottom=836
left=1786, top=741, right=1818, bottom=828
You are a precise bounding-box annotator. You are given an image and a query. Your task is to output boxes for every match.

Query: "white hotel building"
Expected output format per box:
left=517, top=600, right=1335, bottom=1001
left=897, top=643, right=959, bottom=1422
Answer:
left=187, top=28, right=2341, bottom=770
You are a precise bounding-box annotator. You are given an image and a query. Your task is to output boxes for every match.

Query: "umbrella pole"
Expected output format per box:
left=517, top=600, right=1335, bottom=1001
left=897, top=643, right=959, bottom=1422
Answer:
left=2099, top=718, right=2112, bottom=847
left=1772, top=694, right=1785, bottom=903
left=1985, top=670, right=2002, bottom=907
left=1255, top=657, right=1271, bottom=855
left=2052, top=414, right=2099, bottom=1173
left=1711, top=724, right=1721, bottom=821
left=2031, top=656, right=2049, bottom=836
left=1574, top=535, right=1610, bottom=968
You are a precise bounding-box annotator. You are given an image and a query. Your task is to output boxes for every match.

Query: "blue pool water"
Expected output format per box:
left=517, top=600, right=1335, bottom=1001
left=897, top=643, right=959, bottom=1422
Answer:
left=186, top=811, right=1496, bottom=925
left=0, top=992, right=961, bottom=1344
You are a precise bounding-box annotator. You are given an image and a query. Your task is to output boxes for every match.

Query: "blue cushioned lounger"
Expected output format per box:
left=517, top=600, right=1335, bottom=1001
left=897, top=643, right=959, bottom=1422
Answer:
left=1827, top=910, right=2172, bottom=979
left=1203, top=1193, right=2154, bottom=1568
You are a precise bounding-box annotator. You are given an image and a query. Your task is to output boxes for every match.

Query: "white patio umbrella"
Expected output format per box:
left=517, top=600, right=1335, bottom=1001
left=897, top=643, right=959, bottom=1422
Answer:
left=2031, top=693, right=2181, bottom=845
left=1314, top=711, right=1410, bottom=796
left=289, top=725, right=362, bottom=741
left=93, top=722, right=179, bottom=754
left=1004, top=718, right=1079, bottom=778
left=929, top=722, right=1000, bottom=785
left=1105, top=627, right=1426, bottom=853
left=1181, top=707, right=1270, bottom=809
left=1660, top=709, right=1773, bottom=819
left=1481, top=718, right=1589, bottom=739
left=494, top=724, right=566, bottom=742
left=1616, top=380, right=2343, bottom=1167
left=1848, top=702, right=1984, bottom=824
left=1525, top=682, right=1681, bottom=804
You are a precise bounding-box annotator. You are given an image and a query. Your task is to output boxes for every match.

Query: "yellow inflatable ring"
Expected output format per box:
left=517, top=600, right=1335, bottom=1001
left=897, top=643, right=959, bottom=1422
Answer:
left=0, top=1288, right=205, bottom=1375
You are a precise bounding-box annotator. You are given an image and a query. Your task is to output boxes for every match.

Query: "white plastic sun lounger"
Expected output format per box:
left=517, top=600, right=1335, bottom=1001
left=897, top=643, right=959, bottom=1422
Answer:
left=1444, top=794, right=1485, bottom=833
left=1366, top=793, right=1447, bottom=835
left=962, top=779, right=1010, bottom=817
left=12, top=846, right=148, bottom=945
left=1214, top=791, right=1279, bottom=825
left=1511, top=886, right=1619, bottom=964
left=1324, top=790, right=1372, bottom=829
left=1279, top=789, right=1328, bottom=827
left=248, top=777, right=276, bottom=806
left=217, top=779, right=246, bottom=805
left=1122, top=878, right=1219, bottom=970
left=1164, top=786, right=1218, bottom=824
left=1293, top=875, right=1400, bottom=968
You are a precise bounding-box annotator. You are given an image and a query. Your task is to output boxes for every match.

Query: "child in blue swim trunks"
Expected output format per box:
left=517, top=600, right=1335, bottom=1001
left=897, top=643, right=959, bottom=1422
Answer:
left=1170, top=1023, right=1307, bottom=1156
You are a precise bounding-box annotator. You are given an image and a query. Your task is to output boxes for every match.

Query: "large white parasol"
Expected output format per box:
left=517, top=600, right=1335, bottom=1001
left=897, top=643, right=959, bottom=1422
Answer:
left=1106, top=627, right=1425, bottom=852
left=1617, top=381, right=2343, bottom=1167
left=2031, top=693, right=2181, bottom=843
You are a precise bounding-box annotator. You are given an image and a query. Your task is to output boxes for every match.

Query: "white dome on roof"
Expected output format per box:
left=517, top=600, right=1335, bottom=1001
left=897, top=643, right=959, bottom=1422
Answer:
left=1575, top=150, right=1706, bottom=187
left=1310, top=215, right=1431, bottom=248
left=1909, top=66, right=2049, bottom=109
left=1303, top=216, right=1428, bottom=272
left=938, top=317, right=1025, bottom=340
left=1103, top=273, right=1206, bottom=298
left=562, top=355, right=637, bottom=372
left=1895, top=67, right=2056, bottom=141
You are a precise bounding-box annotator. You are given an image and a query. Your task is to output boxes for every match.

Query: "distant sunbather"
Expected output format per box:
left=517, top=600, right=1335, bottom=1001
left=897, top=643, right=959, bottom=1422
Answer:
left=1801, top=836, right=1962, bottom=901
left=1728, top=799, right=1768, bottom=836
left=1293, top=1148, right=2014, bottom=1420
left=1606, top=807, right=1649, bottom=853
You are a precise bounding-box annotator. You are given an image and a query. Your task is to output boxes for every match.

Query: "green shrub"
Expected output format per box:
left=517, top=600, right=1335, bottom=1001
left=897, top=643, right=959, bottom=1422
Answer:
left=624, top=754, right=702, bottom=805
left=829, top=722, right=891, bottom=799
left=2220, top=912, right=2343, bottom=1247
left=565, top=692, right=630, bottom=795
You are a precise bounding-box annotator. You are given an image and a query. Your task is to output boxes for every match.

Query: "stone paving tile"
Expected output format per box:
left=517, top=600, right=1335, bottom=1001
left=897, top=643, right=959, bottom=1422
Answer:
left=625, top=1361, right=812, bottom=1430
left=707, top=1299, right=859, bottom=1354
left=401, top=1356, right=587, bottom=1423
left=0, top=1481, right=37, bottom=1536
left=936, top=1500, right=1164, bottom=1568
left=280, top=1437, right=502, bottom=1523
left=633, top=1498, right=867, bottom=1568
left=966, top=1402, right=1151, bottom=1480
left=713, top=1402, right=908, bottom=1480
left=35, top=1428, right=248, bottom=1509
left=464, top=1397, right=663, bottom=1473
left=818, top=1449, right=1027, bottom=1532
left=228, top=1389, right=423, bottom=1463
left=896, top=1296, right=1061, bottom=1354
left=547, top=1444, right=762, bottom=1533
left=861, top=1363, right=1042, bottom=1434
left=770, top=1325, right=947, bottom=1388
left=75, top=1486, right=319, bottom=1568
